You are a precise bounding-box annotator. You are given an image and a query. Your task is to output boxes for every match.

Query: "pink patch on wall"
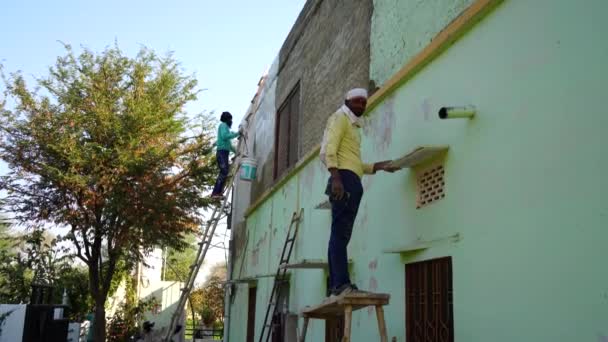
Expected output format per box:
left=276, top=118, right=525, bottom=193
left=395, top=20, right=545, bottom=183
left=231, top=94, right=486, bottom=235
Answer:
left=368, top=259, right=378, bottom=271
left=421, top=98, right=432, bottom=122
left=362, top=174, right=374, bottom=192
left=301, top=165, right=316, bottom=195
left=363, top=95, right=396, bottom=155
left=359, top=203, right=369, bottom=230
left=251, top=249, right=259, bottom=267
left=369, top=276, right=378, bottom=292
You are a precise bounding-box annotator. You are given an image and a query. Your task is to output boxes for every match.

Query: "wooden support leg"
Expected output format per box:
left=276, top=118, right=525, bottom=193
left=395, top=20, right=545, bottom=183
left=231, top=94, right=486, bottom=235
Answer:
left=343, top=305, right=353, bottom=342
left=375, top=305, right=388, bottom=342
left=299, top=317, right=309, bottom=342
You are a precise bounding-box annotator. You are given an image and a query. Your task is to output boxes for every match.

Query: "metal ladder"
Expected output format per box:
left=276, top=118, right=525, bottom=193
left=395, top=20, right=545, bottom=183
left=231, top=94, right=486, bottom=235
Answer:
left=163, top=158, right=240, bottom=342
left=258, top=208, right=304, bottom=342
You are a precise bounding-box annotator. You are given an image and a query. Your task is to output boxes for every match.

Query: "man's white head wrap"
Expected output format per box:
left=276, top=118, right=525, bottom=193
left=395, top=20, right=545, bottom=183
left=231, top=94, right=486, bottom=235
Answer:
left=345, top=88, right=368, bottom=100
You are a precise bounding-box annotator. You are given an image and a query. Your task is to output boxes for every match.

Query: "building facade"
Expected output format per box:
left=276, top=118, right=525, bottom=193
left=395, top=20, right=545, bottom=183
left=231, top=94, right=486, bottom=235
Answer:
left=226, top=0, right=608, bottom=341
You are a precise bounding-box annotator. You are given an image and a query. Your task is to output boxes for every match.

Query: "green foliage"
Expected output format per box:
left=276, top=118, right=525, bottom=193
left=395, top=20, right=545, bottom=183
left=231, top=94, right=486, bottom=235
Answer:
left=0, top=229, right=58, bottom=303
left=0, top=43, right=216, bottom=341
left=190, top=262, right=227, bottom=325
left=200, top=306, right=215, bottom=326
left=163, top=234, right=197, bottom=282
left=53, top=265, right=93, bottom=321
left=107, top=295, right=160, bottom=342
left=0, top=229, right=92, bottom=319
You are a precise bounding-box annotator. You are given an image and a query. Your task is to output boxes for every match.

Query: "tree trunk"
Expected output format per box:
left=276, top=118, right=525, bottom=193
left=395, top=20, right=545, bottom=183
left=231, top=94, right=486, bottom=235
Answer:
left=89, top=257, right=108, bottom=342
left=94, top=295, right=107, bottom=341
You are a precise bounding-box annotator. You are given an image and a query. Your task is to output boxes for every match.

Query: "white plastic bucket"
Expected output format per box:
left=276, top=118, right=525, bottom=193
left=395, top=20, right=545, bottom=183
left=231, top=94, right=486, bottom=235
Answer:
left=240, top=157, right=258, bottom=181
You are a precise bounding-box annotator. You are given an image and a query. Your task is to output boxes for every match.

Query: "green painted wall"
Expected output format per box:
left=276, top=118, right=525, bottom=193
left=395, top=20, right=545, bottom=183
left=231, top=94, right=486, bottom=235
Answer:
left=370, top=0, right=474, bottom=86
left=229, top=0, right=608, bottom=341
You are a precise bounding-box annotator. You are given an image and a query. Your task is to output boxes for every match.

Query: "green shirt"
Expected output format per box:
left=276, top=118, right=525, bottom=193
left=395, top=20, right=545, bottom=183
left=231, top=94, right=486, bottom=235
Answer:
left=216, top=122, right=239, bottom=152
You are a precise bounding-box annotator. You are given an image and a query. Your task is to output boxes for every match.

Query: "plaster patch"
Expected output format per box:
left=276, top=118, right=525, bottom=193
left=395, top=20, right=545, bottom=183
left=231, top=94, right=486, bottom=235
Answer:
left=251, top=231, right=268, bottom=267
left=369, top=276, right=378, bottom=292
left=359, top=203, right=369, bottom=231
left=369, top=259, right=378, bottom=271
left=301, top=164, right=316, bottom=195
left=421, top=98, right=432, bottom=122
left=364, top=95, right=396, bottom=155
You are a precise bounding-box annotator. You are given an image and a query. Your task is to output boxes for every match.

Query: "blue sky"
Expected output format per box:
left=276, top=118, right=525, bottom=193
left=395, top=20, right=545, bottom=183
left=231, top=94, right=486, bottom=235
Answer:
left=1, top=1, right=305, bottom=115
left=1, top=0, right=305, bottom=173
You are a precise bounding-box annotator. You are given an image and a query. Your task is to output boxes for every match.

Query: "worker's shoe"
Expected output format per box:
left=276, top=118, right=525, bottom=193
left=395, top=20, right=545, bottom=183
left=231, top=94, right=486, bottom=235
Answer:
left=327, top=283, right=361, bottom=300
left=210, top=193, right=224, bottom=200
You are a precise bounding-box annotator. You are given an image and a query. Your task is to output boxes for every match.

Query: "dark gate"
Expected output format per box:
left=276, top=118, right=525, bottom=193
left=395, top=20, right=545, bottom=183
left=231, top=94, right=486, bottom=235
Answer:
left=406, top=257, right=454, bottom=342
left=22, top=305, right=69, bottom=342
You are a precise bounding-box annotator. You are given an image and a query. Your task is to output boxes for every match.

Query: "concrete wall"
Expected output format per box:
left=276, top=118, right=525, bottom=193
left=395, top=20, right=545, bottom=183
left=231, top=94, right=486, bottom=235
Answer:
left=247, top=59, right=279, bottom=203
left=235, top=0, right=374, bottom=225
left=277, top=0, right=373, bottom=159
left=140, top=280, right=184, bottom=338
left=0, top=304, right=26, bottom=342
left=228, top=0, right=608, bottom=341
left=370, top=0, right=474, bottom=86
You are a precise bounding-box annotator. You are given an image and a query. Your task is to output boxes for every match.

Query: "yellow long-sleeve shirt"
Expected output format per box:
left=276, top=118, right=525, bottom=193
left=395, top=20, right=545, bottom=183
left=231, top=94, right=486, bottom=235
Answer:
left=320, top=106, right=374, bottom=178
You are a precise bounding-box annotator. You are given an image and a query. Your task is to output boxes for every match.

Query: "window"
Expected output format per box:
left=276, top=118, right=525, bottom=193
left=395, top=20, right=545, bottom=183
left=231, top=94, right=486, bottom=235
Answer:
left=247, top=286, right=257, bottom=342
left=416, top=163, right=446, bottom=209
left=274, top=84, right=300, bottom=179
left=406, top=257, right=454, bottom=342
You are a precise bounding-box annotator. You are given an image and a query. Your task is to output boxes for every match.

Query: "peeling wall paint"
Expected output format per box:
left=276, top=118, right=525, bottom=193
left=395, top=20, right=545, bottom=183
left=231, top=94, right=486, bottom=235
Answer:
left=250, top=58, right=280, bottom=201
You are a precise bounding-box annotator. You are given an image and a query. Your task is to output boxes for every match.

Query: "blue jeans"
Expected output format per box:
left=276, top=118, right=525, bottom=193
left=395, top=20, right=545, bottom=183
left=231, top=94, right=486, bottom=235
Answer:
left=326, top=170, right=363, bottom=292
left=212, top=150, right=230, bottom=195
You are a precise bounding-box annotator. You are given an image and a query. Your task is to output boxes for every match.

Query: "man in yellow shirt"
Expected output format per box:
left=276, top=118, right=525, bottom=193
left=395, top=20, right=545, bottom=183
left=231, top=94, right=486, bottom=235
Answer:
left=320, top=88, right=398, bottom=297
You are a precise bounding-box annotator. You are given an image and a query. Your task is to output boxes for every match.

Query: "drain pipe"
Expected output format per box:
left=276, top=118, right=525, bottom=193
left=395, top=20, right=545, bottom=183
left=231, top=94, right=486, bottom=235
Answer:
left=438, top=105, right=476, bottom=119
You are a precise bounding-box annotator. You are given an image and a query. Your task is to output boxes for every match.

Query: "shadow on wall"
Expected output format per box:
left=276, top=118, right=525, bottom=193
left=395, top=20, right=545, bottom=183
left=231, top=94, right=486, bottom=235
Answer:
left=0, top=305, right=27, bottom=342
left=139, top=281, right=184, bottom=342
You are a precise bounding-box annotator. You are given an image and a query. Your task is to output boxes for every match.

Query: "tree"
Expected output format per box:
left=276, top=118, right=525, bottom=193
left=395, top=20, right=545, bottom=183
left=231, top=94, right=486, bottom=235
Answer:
left=0, top=217, right=11, bottom=252
left=0, top=44, right=217, bottom=341
left=163, top=233, right=197, bottom=282
left=0, top=229, right=58, bottom=303
left=190, top=262, right=227, bottom=326
left=54, top=264, right=93, bottom=321
left=0, top=229, right=92, bottom=320
left=0, top=218, right=14, bottom=291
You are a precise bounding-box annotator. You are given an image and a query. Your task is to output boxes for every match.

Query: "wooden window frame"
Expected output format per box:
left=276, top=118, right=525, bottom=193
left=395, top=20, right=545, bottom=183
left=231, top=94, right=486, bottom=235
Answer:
left=273, top=83, right=301, bottom=180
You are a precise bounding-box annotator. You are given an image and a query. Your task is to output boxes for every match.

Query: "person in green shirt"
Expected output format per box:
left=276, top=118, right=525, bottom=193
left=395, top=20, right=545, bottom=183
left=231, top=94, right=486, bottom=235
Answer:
left=211, top=111, right=241, bottom=198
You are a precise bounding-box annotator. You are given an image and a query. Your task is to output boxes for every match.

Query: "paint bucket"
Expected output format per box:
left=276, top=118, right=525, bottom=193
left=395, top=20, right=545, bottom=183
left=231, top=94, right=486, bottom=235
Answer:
left=240, top=157, right=258, bottom=181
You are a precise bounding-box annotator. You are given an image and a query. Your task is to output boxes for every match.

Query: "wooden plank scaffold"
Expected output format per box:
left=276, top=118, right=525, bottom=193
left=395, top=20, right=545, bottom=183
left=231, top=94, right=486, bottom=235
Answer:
left=299, top=292, right=390, bottom=342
